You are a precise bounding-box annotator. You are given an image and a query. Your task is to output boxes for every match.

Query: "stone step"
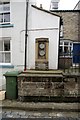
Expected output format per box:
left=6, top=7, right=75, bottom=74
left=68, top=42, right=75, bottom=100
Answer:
left=18, top=70, right=63, bottom=78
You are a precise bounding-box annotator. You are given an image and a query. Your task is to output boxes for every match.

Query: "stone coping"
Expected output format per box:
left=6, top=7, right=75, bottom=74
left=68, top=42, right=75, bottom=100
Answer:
left=23, top=70, right=63, bottom=74
left=17, top=74, right=63, bottom=77
left=18, top=70, right=63, bottom=77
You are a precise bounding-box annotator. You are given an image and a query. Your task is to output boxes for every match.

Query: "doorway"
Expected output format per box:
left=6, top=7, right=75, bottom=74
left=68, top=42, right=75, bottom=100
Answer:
left=73, top=43, right=80, bottom=64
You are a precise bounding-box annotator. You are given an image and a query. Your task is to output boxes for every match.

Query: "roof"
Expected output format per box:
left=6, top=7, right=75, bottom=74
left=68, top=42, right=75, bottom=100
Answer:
left=50, top=10, right=80, bottom=12
left=31, top=5, right=61, bottom=18
left=74, top=0, right=80, bottom=10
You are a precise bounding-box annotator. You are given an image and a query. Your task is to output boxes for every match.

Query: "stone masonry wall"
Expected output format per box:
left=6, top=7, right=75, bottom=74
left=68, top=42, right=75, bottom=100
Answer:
left=64, top=77, right=78, bottom=97
left=59, top=58, right=72, bottom=69
left=53, top=11, right=80, bottom=42
left=18, top=76, right=79, bottom=98
left=18, top=77, right=63, bottom=97
left=52, top=11, right=80, bottom=69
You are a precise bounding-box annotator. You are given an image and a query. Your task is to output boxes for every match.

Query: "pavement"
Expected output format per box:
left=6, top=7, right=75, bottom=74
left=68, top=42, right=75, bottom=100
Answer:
left=1, top=109, right=80, bottom=119
left=0, top=100, right=80, bottom=119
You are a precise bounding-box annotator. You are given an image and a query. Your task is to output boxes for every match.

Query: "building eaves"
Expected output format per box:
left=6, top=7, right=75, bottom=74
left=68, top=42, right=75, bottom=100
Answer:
left=50, top=10, right=80, bottom=12
left=31, top=5, right=61, bottom=18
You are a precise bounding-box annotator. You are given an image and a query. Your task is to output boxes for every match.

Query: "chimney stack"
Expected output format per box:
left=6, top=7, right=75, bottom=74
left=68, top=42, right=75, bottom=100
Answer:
left=50, top=0, right=60, bottom=11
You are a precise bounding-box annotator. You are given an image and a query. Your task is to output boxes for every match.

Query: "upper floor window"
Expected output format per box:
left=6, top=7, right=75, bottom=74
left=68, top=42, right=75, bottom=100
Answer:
left=59, top=40, right=73, bottom=57
left=0, top=2, right=10, bottom=24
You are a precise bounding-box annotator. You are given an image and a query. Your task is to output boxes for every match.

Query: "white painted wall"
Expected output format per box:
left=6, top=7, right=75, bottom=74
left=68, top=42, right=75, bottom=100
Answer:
left=0, top=0, right=26, bottom=89
left=10, top=1, right=26, bottom=67
left=0, top=0, right=60, bottom=89
left=27, top=6, right=60, bottom=69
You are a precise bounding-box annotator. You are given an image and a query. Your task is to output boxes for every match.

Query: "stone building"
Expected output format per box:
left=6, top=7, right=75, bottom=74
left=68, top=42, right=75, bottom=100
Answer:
left=50, top=9, right=80, bottom=68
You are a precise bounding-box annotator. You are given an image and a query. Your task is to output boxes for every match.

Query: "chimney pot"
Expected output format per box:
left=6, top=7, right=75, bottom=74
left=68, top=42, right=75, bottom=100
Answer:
left=40, top=4, right=43, bottom=9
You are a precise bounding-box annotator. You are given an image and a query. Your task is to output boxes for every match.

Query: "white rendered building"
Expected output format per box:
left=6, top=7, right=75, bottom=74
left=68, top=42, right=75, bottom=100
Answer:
left=0, top=0, right=60, bottom=89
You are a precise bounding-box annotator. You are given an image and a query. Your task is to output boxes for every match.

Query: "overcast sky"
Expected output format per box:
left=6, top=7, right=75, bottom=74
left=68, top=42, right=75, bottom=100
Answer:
left=36, top=0, right=79, bottom=10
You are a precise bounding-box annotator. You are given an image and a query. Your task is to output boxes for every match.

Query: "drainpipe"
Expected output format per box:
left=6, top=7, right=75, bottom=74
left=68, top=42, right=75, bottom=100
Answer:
left=58, top=17, right=63, bottom=70
left=24, top=0, right=29, bottom=71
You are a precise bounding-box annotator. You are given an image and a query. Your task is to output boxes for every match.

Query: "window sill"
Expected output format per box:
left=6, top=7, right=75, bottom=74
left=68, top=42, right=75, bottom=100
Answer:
left=59, top=56, right=72, bottom=58
left=0, top=64, right=14, bottom=68
left=0, top=23, right=14, bottom=28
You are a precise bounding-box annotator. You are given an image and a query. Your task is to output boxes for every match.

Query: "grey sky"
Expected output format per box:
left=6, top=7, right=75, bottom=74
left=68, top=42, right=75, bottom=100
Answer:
left=36, top=0, right=79, bottom=10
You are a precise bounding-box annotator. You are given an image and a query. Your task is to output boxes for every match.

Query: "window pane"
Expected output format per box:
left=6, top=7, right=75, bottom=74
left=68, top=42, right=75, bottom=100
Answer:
left=0, top=52, right=11, bottom=63
left=64, top=42, right=68, bottom=45
left=4, top=41, right=10, bottom=51
left=5, top=52, right=10, bottom=63
left=0, top=39, right=11, bottom=63
left=3, top=3, right=10, bottom=11
left=0, top=14, right=3, bottom=22
left=59, top=46, right=63, bottom=56
left=64, top=46, right=68, bottom=53
left=60, top=42, right=63, bottom=45
left=0, top=53, right=3, bottom=62
left=70, top=43, right=72, bottom=46
left=4, top=13, right=10, bottom=22
left=0, top=2, right=10, bottom=12
left=0, top=4, right=3, bottom=11
left=0, top=41, right=3, bottom=51
left=0, top=52, right=5, bottom=62
left=70, top=47, right=73, bottom=54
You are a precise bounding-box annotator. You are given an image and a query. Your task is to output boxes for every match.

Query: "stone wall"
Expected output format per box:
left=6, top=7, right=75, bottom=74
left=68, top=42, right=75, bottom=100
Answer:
left=18, top=76, right=80, bottom=101
left=18, top=77, right=63, bottom=97
left=64, top=77, right=78, bottom=97
left=59, top=57, right=72, bottom=69
left=52, top=11, right=80, bottom=42
left=52, top=11, right=80, bottom=69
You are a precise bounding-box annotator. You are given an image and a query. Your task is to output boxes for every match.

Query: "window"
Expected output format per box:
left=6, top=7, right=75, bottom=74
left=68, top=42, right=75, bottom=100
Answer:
left=0, top=39, right=11, bottom=63
left=0, top=2, right=10, bottom=24
left=59, top=40, right=73, bottom=57
left=60, top=25, right=63, bottom=37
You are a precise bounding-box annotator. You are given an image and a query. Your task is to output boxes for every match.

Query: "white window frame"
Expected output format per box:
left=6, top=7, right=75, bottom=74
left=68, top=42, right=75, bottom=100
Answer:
left=0, top=38, right=11, bottom=65
left=0, top=2, right=10, bottom=24
left=59, top=40, right=73, bottom=57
